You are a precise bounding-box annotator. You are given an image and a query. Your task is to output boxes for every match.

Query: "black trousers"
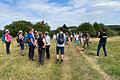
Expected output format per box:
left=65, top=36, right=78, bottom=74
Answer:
left=6, top=42, right=11, bottom=54
left=28, top=45, right=35, bottom=60
left=46, top=45, right=50, bottom=59
left=97, top=42, right=107, bottom=56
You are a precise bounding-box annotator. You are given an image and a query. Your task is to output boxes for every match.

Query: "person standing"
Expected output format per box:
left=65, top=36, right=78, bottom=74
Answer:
left=83, top=33, right=90, bottom=49
left=70, top=33, right=73, bottom=42
left=27, top=28, right=35, bottom=61
left=56, top=27, right=66, bottom=64
left=97, top=28, right=107, bottom=57
left=66, top=32, right=69, bottom=45
left=34, top=30, right=39, bottom=47
left=5, top=29, right=12, bottom=54
left=75, top=33, right=80, bottom=46
left=45, top=31, right=51, bottom=60
left=24, top=32, right=29, bottom=48
left=37, top=32, right=46, bottom=65
left=53, top=34, right=56, bottom=40
left=18, top=30, right=24, bottom=55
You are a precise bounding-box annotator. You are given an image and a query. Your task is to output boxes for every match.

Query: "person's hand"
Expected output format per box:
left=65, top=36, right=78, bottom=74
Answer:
left=42, top=46, right=45, bottom=48
left=6, top=40, right=8, bottom=42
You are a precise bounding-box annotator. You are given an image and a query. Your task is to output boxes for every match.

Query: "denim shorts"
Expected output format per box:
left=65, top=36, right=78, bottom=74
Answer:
left=75, top=40, right=79, bottom=45
left=56, top=46, right=64, bottom=55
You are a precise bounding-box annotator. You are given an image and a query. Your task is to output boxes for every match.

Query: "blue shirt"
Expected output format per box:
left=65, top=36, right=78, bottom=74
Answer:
left=28, top=33, right=35, bottom=46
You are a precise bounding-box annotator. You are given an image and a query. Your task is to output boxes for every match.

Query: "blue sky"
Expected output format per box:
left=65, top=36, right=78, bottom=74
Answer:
left=0, top=0, right=120, bottom=30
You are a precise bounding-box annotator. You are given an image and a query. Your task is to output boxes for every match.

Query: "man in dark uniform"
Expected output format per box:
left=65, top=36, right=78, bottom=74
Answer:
left=97, top=28, right=107, bottom=57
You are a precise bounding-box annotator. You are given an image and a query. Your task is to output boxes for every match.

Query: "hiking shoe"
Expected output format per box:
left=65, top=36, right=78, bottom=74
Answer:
left=32, top=59, right=35, bottom=61
left=104, top=55, right=107, bottom=57
left=95, top=56, right=100, bottom=58
left=60, top=61, right=64, bottom=64
left=56, top=61, right=59, bottom=64
left=21, top=53, right=24, bottom=56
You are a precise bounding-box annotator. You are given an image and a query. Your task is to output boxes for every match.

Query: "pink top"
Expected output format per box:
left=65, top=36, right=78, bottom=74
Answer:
left=5, top=33, right=12, bottom=42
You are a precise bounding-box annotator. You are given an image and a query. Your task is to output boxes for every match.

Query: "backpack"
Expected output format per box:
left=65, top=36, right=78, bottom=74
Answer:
left=26, top=34, right=31, bottom=43
left=2, top=34, right=6, bottom=43
left=57, top=33, right=64, bottom=44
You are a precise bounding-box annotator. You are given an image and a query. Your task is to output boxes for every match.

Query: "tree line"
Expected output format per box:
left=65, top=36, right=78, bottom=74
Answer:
left=0, top=20, right=119, bottom=37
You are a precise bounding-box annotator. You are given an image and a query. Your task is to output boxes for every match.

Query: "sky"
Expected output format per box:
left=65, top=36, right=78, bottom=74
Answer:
left=0, top=0, right=120, bottom=30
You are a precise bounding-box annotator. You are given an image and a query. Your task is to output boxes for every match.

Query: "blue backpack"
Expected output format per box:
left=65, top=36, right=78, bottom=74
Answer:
left=2, top=34, right=6, bottom=43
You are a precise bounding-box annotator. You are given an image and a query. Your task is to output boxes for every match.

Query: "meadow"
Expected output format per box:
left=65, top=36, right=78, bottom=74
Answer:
left=0, top=37, right=120, bottom=80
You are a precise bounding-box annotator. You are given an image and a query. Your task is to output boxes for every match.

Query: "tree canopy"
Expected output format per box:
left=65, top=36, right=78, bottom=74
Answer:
left=4, top=20, right=51, bottom=37
left=1, top=20, right=119, bottom=37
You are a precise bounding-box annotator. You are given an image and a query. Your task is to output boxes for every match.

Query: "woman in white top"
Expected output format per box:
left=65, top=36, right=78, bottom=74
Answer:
left=45, top=32, right=51, bottom=59
left=53, top=34, right=56, bottom=40
left=75, top=33, right=80, bottom=46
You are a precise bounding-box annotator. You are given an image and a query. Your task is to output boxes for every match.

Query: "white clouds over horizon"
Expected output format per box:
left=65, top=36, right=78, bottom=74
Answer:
left=0, top=0, right=120, bottom=30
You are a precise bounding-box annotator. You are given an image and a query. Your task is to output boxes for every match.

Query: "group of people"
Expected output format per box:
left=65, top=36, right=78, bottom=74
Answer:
left=54, top=32, right=90, bottom=50
left=17, top=27, right=51, bottom=65
left=52, top=28, right=108, bottom=57
left=2, top=27, right=66, bottom=65
left=2, top=27, right=107, bottom=65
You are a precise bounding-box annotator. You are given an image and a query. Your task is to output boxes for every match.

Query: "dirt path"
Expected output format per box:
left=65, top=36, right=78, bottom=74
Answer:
left=61, top=45, right=72, bottom=80
left=76, top=46, right=112, bottom=80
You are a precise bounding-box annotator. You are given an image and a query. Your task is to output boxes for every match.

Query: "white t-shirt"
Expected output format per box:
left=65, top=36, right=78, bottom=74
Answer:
left=19, top=34, right=24, bottom=40
left=75, top=34, right=79, bottom=40
left=53, top=34, right=56, bottom=39
left=45, top=35, right=50, bottom=45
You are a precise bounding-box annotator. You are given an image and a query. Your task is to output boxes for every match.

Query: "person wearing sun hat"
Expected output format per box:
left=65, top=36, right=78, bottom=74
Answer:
left=5, top=29, right=12, bottom=54
left=18, top=30, right=24, bottom=56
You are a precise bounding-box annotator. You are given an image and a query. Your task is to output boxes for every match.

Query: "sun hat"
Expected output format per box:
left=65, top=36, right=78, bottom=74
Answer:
left=5, top=29, right=9, bottom=32
left=19, top=30, right=23, bottom=33
left=45, top=31, right=49, bottom=35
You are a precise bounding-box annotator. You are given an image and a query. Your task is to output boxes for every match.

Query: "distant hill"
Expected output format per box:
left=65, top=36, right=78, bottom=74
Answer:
left=105, top=25, right=120, bottom=31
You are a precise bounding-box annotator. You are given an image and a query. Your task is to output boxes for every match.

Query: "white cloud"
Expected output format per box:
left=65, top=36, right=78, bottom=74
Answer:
left=0, top=0, right=120, bottom=30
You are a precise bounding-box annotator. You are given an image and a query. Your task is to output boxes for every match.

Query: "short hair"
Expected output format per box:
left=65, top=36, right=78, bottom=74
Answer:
left=101, top=28, right=106, bottom=32
left=39, top=32, right=43, bottom=37
left=60, top=27, right=63, bottom=31
left=27, top=27, right=33, bottom=32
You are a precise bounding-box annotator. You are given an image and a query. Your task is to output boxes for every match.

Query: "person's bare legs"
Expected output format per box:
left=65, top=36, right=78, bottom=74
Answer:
left=61, top=55, right=64, bottom=63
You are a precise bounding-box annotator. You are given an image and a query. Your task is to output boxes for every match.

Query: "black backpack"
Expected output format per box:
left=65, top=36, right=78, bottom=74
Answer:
left=57, top=33, right=64, bottom=44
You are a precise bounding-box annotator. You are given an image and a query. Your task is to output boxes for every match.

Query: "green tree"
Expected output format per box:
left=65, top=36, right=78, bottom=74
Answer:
left=4, top=20, right=33, bottom=37
left=0, top=30, right=4, bottom=37
left=78, top=22, right=92, bottom=32
left=33, top=21, right=51, bottom=33
left=88, top=26, right=96, bottom=37
left=93, top=22, right=104, bottom=32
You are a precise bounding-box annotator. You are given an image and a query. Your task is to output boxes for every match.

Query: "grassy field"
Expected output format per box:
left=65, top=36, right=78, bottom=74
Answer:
left=85, top=37, right=120, bottom=80
left=0, top=37, right=120, bottom=80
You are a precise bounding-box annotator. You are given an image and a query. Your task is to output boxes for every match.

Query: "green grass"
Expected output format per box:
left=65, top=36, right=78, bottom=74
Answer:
left=0, top=37, right=119, bottom=80
left=85, top=37, right=120, bottom=80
